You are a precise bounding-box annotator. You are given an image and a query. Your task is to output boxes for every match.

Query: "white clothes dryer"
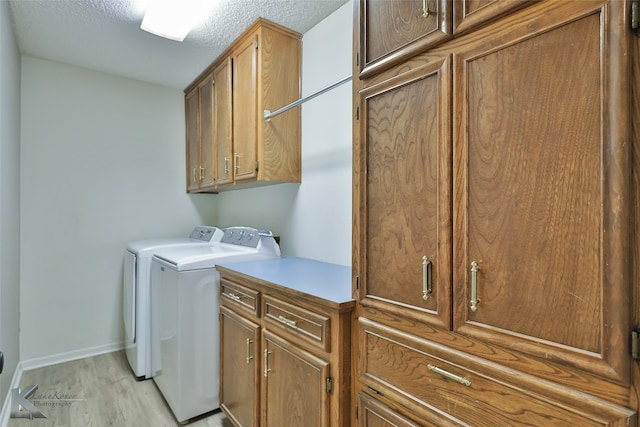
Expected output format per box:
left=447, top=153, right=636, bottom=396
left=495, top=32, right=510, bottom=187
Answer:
left=150, top=226, right=280, bottom=423
left=123, top=226, right=224, bottom=379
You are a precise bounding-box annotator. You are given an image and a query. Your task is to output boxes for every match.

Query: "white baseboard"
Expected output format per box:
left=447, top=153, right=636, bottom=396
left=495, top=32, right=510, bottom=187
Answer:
left=0, top=342, right=124, bottom=427
left=20, top=342, right=124, bottom=371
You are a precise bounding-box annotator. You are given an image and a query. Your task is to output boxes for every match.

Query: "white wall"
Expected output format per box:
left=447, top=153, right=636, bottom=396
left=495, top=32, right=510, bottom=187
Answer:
left=216, top=2, right=352, bottom=266
left=0, top=0, right=21, bottom=406
left=19, top=1, right=352, bottom=364
left=19, top=58, right=218, bottom=362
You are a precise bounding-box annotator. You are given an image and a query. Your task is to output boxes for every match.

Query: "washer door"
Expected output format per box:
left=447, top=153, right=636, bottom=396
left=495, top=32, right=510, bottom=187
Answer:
left=123, top=250, right=137, bottom=346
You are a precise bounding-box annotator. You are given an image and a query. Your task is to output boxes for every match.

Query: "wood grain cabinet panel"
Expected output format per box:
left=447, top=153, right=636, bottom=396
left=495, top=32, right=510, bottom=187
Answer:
left=452, top=0, right=536, bottom=34
left=185, top=88, right=200, bottom=192
left=220, top=306, right=260, bottom=427
left=213, top=58, right=233, bottom=187
left=359, top=318, right=635, bottom=426
left=357, top=392, right=426, bottom=427
left=356, top=0, right=452, bottom=79
left=262, top=330, right=330, bottom=427
left=452, top=0, right=630, bottom=384
left=185, top=74, right=216, bottom=192
left=359, top=56, right=452, bottom=330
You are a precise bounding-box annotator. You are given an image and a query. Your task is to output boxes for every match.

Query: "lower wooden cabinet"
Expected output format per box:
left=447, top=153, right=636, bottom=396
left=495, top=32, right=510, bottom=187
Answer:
left=217, top=258, right=354, bottom=427
left=220, top=306, right=260, bottom=427
left=357, top=318, right=635, bottom=427
left=262, top=331, right=330, bottom=426
left=358, top=393, right=423, bottom=427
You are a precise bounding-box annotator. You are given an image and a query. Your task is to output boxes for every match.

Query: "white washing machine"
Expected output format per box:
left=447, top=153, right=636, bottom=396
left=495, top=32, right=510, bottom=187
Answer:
left=123, top=226, right=224, bottom=379
left=150, top=226, right=280, bottom=423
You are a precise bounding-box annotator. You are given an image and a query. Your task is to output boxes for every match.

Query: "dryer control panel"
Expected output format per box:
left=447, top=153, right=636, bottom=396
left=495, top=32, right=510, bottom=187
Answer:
left=222, top=227, right=262, bottom=248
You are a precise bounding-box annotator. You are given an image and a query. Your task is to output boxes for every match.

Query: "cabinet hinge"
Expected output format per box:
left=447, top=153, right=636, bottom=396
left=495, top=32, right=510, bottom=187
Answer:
left=355, top=402, right=358, bottom=420
left=632, top=329, right=640, bottom=360
left=255, top=160, right=259, bottom=172
left=356, top=51, right=360, bottom=67
left=355, top=276, right=360, bottom=290
left=632, top=2, right=640, bottom=36
left=356, top=106, right=360, bottom=121
left=326, top=377, right=334, bottom=394
left=255, top=39, right=259, bottom=49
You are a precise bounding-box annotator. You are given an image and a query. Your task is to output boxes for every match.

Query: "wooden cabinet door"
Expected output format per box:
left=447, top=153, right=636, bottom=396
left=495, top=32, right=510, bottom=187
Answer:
left=198, top=75, right=215, bottom=189
left=233, top=34, right=259, bottom=182
left=357, top=56, right=452, bottom=329
left=214, top=58, right=233, bottom=186
left=452, top=0, right=536, bottom=34
left=220, top=306, right=260, bottom=427
left=262, top=331, right=330, bottom=427
left=185, top=88, right=200, bottom=192
left=452, top=0, right=631, bottom=384
left=357, top=0, right=452, bottom=79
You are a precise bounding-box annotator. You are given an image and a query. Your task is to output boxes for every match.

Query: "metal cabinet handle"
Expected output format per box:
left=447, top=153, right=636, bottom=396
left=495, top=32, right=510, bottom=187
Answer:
left=470, top=261, right=480, bottom=312
left=246, top=338, right=253, bottom=364
left=223, top=292, right=241, bottom=302
left=422, top=0, right=434, bottom=18
left=428, top=364, right=471, bottom=386
left=422, top=256, right=432, bottom=300
left=234, top=152, right=241, bottom=171
left=192, top=167, right=197, bottom=183
left=199, top=166, right=205, bottom=180
left=224, top=157, right=229, bottom=174
left=277, top=315, right=298, bottom=328
left=263, top=349, right=271, bottom=377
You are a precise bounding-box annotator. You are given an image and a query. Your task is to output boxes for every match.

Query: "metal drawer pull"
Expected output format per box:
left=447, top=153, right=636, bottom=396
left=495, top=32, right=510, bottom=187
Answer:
left=422, top=0, right=434, bottom=18
left=224, top=292, right=241, bottom=302
left=277, top=315, right=298, bottom=328
left=246, top=338, right=253, bottom=364
left=470, top=261, right=480, bottom=312
left=422, top=256, right=432, bottom=300
left=263, top=349, right=271, bottom=377
left=428, top=364, right=471, bottom=387
left=199, top=166, right=205, bottom=180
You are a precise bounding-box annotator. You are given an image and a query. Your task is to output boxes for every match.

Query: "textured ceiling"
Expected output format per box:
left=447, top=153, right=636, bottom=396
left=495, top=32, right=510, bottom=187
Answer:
left=8, top=0, right=348, bottom=89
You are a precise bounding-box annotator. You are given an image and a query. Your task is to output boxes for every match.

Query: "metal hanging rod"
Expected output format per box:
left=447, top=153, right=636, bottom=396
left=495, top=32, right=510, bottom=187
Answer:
left=263, top=75, right=352, bottom=122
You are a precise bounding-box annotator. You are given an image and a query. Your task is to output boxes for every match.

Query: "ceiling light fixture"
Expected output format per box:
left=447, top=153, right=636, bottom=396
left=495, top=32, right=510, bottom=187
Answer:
left=140, top=0, right=210, bottom=42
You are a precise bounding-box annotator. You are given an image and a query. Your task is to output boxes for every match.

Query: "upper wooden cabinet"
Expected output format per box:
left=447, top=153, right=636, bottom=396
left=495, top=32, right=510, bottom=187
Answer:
left=452, top=0, right=537, bottom=34
left=185, top=74, right=216, bottom=192
left=356, top=0, right=452, bottom=79
left=355, top=0, right=534, bottom=79
left=353, top=0, right=638, bottom=425
left=184, top=18, right=301, bottom=193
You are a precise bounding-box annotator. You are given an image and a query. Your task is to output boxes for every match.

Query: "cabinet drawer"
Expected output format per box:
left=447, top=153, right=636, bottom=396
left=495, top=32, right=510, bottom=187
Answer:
left=263, top=295, right=330, bottom=352
left=221, top=278, right=259, bottom=317
left=359, top=318, right=635, bottom=427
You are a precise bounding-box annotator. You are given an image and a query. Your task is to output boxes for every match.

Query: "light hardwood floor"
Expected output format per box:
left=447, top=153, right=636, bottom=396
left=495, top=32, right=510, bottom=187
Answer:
left=8, top=351, right=231, bottom=426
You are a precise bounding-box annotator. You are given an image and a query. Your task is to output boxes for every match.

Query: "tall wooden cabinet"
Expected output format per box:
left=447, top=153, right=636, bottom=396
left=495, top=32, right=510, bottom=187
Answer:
left=184, top=18, right=301, bottom=193
left=353, top=0, right=640, bottom=425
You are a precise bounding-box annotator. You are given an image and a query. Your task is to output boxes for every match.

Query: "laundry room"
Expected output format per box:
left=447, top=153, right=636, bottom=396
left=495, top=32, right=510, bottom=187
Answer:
left=5, top=0, right=640, bottom=426
left=0, top=0, right=351, bottom=425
